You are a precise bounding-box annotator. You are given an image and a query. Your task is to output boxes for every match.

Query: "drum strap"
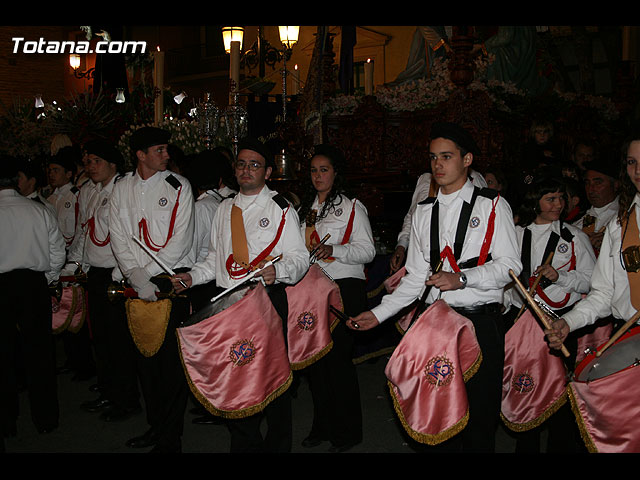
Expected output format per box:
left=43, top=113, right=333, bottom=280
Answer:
left=622, top=207, right=640, bottom=310
left=430, top=187, right=497, bottom=272
left=226, top=203, right=289, bottom=279
left=521, top=224, right=576, bottom=309
left=304, top=199, right=357, bottom=263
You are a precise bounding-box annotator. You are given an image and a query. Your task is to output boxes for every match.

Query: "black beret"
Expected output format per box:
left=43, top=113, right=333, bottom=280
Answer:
left=84, top=139, right=124, bottom=169
left=49, top=145, right=81, bottom=171
left=313, top=144, right=346, bottom=167
left=430, top=121, right=479, bottom=156
left=0, top=154, right=19, bottom=182
left=237, top=137, right=273, bottom=168
left=129, top=126, right=171, bottom=153
left=583, top=155, right=619, bottom=181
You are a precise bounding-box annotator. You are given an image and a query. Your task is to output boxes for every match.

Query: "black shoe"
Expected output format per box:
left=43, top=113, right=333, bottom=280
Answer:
left=126, top=429, right=159, bottom=449
left=192, top=414, right=223, bottom=425
left=99, top=405, right=142, bottom=422
left=301, top=435, right=326, bottom=448
left=37, top=425, right=58, bottom=434
left=80, top=396, right=113, bottom=412
left=328, top=441, right=359, bottom=453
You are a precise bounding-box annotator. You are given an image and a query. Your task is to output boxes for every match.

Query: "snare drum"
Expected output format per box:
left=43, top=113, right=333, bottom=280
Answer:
left=569, top=326, right=640, bottom=453
left=176, top=282, right=292, bottom=419
left=384, top=299, right=482, bottom=445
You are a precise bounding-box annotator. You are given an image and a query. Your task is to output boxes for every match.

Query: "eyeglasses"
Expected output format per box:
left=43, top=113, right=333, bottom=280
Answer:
left=235, top=160, right=265, bottom=171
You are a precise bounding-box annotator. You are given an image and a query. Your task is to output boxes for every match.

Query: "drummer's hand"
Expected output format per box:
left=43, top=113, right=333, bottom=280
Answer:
left=313, top=244, right=333, bottom=261
left=171, top=272, right=192, bottom=293
left=534, top=264, right=559, bottom=283
left=347, top=310, right=379, bottom=331
left=390, top=245, right=406, bottom=273
left=426, top=271, right=464, bottom=291
left=544, top=318, right=570, bottom=350
left=254, top=261, right=276, bottom=285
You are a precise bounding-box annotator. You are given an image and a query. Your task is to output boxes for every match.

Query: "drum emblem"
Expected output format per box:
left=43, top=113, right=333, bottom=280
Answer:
left=296, top=311, right=316, bottom=331
left=229, top=339, right=256, bottom=366
left=512, top=372, right=535, bottom=393
left=158, top=197, right=168, bottom=207
left=469, top=216, right=481, bottom=228
left=424, top=355, right=455, bottom=387
left=259, top=217, right=270, bottom=228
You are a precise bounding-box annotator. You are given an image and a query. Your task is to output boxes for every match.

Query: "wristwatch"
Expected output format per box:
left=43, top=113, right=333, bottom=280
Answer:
left=458, top=271, right=467, bottom=289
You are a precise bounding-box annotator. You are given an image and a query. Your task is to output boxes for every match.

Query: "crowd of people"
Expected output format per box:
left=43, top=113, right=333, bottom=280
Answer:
left=1, top=117, right=638, bottom=454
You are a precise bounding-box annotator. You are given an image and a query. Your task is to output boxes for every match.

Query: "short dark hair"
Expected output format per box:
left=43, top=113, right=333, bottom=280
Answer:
left=517, top=174, right=566, bottom=226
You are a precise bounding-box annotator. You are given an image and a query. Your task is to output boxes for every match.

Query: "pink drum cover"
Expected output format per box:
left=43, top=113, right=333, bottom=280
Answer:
left=569, top=330, right=640, bottom=453
left=52, top=285, right=86, bottom=334
left=384, top=299, right=482, bottom=445
left=501, top=310, right=568, bottom=431
left=383, top=266, right=417, bottom=334
left=575, top=321, right=613, bottom=366
left=285, top=264, right=341, bottom=370
left=176, top=283, right=292, bottom=419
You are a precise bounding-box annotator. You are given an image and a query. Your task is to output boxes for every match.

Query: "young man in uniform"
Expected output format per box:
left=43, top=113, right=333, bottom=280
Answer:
left=172, top=138, right=309, bottom=453
left=109, top=126, right=195, bottom=452
left=65, top=140, right=141, bottom=422
left=348, top=122, right=522, bottom=452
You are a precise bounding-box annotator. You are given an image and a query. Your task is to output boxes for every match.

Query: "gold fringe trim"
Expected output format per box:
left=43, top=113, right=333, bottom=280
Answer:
left=126, top=298, right=172, bottom=357
left=387, top=380, right=469, bottom=445
left=500, top=388, right=568, bottom=432
left=366, top=282, right=387, bottom=299
left=567, top=384, right=599, bottom=453
left=463, top=350, right=482, bottom=383
left=66, top=286, right=87, bottom=334
left=177, top=330, right=293, bottom=420
left=290, top=340, right=334, bottom=371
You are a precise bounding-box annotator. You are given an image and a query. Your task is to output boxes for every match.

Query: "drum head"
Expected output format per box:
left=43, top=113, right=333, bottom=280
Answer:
left=182, top=284, right=254, bottom=327
left=575, top=334, right=640, bottom=382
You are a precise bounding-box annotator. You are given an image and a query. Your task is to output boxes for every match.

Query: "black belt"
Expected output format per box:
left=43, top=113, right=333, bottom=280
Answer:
left=452, top=302, right=502, bottom=316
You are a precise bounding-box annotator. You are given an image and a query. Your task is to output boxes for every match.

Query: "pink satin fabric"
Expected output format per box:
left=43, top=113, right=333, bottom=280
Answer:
left=51, top=285, right=86, bottom=334
left=575, top=322, right=613, bottom=366
left=384, top=299, right=482, bottom=445
left=383, top=266, right=417, bottom=333
left=176, top=283, right=292, bottom=419
left=285, top=264, right=341, bottom=370
left=570, top=329, right=640, bottom=453
left=501, top=310, right=568, bottom=431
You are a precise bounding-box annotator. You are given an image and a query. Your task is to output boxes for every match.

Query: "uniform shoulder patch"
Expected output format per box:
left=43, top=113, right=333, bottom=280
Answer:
left=272, top=193, right=290, bottom=210
left=165, top=174, right=182, bottom=190
left=418, top=196, right=437, bottom=205
left=477, top=187, right=499, bottom=200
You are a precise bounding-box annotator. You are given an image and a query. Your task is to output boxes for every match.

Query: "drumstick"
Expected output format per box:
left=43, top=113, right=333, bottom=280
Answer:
left=509, top=269, right=570, bottom=358
left=309, top=233, right=331, bottom=263
left=595, top=309, right=640, bottom=357
left=407, top=258, right=444, bottom=328
left=330, top=304, right=358, bottom=329
left=208, top=254, right=283, bottom=304
left=514, top=251, right=555, bottom=322
left=132, top=235, right=188, bottom=289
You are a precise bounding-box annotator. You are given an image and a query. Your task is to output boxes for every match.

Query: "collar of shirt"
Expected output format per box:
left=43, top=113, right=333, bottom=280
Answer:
left=436, top=178, right=474, bottom=206
left=54, top=182, right=73, bottom=196
left=0, top=189, right=20, bottom=200
left=234, top=185, right=271, bottom=211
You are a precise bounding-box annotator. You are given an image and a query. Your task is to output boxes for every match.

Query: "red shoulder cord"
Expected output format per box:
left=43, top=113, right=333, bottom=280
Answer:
left=225, top=205, right=289, bottom=279
left=83, top=216, right=110, bottom=247
left=439, top=195, right=499, bottom=272
left=137, top=185, right=182, bottom=252
left=530, top=240, right=576, bottom=309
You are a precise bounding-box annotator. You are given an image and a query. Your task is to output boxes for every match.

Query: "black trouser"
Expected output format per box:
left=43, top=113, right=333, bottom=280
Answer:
left=87, top=267, right=140, bottom=409
left=0, top=270, right=58, bottom=432
left=305, top=277, right=364, bottom=447
left=134, top=273, right=191, bottom=451
left=226, top=283, right=293, bottom=453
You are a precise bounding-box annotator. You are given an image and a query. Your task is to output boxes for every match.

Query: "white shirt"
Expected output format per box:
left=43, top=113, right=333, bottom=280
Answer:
left=300, top=194, right=376, bottom=281
left=373, top=179, right=522, bottom=323
left=109, top=169, right=195, bottom=282
left=396, top=170, right=488, bottom=249
left=189, top=185, right=308, bottom=289
left=193, top=190, right=226, bottom=263
left=67, top=175, right=119, bottom=271
left=572, top=197, right=619, bottom=233
left=47, top=181, right=80, bottom=248
left=564, top=195, right=640, bottom=332
left=0, top=188, right=65, bottom=283
left=504, top=221, right=595, bottom=311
